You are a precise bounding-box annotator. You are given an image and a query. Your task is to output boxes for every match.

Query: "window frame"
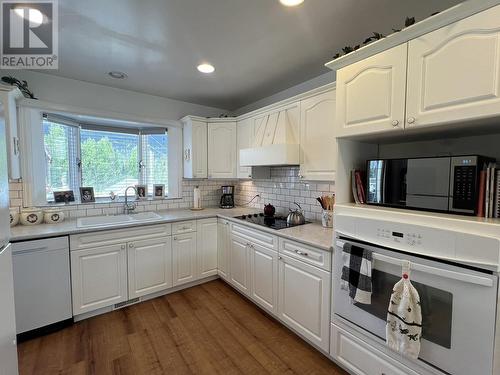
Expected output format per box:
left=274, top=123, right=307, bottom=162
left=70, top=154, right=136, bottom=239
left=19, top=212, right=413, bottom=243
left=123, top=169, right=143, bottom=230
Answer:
left=42, top=113, right=172, bottom=203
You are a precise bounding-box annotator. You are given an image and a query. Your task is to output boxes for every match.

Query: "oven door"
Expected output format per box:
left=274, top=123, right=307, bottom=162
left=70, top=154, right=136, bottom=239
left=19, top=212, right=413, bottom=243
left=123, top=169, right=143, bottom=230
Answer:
left=333, top=238, right=498, bottom=375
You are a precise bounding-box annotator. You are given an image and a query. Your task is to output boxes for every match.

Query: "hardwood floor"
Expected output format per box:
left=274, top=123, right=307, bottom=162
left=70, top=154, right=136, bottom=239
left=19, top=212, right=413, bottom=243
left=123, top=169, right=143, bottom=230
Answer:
left=18, top=280, right=347, bottom=375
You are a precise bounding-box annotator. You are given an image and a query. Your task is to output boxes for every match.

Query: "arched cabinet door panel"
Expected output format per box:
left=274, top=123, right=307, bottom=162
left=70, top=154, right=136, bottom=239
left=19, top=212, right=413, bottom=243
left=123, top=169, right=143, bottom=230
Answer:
left=407, top=5, right=500, bottom=129
left=336, top=43, right=407, bottom=137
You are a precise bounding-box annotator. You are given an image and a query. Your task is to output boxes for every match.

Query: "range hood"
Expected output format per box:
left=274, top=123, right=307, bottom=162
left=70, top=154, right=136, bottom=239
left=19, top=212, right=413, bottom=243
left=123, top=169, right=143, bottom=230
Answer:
left=240, top=106, right=300, bottom=166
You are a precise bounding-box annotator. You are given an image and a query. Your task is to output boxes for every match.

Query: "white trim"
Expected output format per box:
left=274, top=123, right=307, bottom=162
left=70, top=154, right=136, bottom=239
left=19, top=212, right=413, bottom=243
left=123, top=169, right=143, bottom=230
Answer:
left=19, top=98, right=182, bottom=128
left=325, top=0, right=500, bottom=71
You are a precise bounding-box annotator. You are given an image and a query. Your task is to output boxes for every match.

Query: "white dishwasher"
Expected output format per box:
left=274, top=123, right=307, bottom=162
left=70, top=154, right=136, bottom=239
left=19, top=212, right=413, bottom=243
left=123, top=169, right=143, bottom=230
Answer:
left=12, top=237, right=73, bottom=336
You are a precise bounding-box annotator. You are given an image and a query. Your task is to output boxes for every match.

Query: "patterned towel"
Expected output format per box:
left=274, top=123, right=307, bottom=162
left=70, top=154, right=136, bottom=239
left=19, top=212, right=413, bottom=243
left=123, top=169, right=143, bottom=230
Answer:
left=386, top=262, right=422, bottom=360
left=341, top=243, right=372, bottom=304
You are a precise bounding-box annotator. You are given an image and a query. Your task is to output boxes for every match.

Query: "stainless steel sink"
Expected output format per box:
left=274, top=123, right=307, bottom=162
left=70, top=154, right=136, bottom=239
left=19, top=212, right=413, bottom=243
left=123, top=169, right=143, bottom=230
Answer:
left=77, top=212, right=162, bottom=228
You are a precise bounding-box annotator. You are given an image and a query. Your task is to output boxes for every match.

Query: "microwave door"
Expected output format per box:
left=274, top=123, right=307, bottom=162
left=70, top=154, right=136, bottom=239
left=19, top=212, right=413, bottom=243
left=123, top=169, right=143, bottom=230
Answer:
left=406, top=157, right=450, bottom=211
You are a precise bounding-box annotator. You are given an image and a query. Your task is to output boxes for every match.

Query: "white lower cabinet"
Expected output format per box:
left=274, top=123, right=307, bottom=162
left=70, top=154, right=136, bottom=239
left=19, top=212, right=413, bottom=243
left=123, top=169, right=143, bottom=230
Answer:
left=229, top=234, right=251, bottom=296
left=197, top=218, right=218, bottom=278
left=217, top=219, right=231, bottom=280
left=127, top=237, right=172, bottom=299
left=172, top=232, right=197, bottom=286
left=278, top=254, right=331, bottom=352
left=249, top=242, right=278, bottom=314
left=71, top=243, right=128, bottom=315
left=330, top=324, right=419, bottom=375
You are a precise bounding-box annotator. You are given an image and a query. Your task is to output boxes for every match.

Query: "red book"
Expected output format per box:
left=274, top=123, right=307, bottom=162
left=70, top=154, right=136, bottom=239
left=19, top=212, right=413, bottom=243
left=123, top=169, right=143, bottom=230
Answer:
left=477, top=170, right=486, bottom=217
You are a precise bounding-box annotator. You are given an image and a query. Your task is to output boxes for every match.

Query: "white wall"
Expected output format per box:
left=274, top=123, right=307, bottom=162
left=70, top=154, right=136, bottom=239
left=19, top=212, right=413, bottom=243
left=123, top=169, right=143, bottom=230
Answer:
left=0, top=70, right=227, bottom=120
left=233, top=71, right=336, bottom=116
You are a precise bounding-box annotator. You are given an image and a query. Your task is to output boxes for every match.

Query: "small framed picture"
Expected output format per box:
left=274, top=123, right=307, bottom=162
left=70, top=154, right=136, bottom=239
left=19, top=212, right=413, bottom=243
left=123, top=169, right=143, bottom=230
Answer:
left=153, top=184, right=165, bottom=199
left=136, top=185, right=147, bottom=200
left=53, top=190, right=75, bottom=203
left=79, top=187, right=95, bottom=203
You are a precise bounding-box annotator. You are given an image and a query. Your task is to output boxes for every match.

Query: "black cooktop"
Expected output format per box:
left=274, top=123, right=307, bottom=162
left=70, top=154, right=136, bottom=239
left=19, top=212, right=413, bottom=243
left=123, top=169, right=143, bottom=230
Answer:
left=234, top=213, right=309, bottom=230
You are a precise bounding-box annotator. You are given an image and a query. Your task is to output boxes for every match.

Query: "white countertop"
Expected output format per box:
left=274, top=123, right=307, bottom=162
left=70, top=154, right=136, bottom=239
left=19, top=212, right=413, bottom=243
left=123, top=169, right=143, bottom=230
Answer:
left=10, top=207, right=334, bottom=251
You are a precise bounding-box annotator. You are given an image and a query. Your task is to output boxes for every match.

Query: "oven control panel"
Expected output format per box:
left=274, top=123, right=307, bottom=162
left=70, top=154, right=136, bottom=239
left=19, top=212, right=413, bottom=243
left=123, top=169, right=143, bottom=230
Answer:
left=376, top=228, right=422, bottom=246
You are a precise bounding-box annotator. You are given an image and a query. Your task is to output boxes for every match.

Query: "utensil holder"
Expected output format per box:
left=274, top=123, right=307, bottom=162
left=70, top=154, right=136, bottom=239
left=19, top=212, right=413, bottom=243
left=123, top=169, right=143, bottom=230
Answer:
left=321, top=210, right=333, bottom=228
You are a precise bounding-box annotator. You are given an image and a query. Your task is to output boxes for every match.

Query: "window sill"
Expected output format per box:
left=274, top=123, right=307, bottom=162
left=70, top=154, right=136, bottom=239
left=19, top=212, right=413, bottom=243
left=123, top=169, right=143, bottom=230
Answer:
left=41, top=196, right=182, bottom=208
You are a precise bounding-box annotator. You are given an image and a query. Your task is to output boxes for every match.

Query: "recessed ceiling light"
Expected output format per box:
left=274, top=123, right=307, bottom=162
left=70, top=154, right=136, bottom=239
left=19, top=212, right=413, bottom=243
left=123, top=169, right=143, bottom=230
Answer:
left=108, top=71, right=128, bottom=79
left=197, top=63, right=215, bottom=74
left=279, top=0, right=304, bottom=7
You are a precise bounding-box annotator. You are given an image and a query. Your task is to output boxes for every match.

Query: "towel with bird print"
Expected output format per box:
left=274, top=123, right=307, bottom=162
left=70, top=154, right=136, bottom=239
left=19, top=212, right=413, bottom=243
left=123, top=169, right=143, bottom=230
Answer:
left=341, top=242, right=372, bottom=304
left=386, top=261, right=422, bottom=360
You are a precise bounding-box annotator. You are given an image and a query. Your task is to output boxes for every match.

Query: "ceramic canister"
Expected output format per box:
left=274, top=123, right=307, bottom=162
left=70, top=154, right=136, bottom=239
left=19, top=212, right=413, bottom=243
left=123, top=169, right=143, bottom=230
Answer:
left=43, top=208, right=65, bottom=224
left=20, top=208, right=43, bottom=225
left=9, top=209, right=19, bottom=227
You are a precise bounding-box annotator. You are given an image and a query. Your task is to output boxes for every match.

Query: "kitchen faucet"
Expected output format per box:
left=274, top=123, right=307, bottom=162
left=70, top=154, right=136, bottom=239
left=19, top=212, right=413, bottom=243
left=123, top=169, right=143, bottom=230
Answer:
left=124, top=186, right=137, bottom=214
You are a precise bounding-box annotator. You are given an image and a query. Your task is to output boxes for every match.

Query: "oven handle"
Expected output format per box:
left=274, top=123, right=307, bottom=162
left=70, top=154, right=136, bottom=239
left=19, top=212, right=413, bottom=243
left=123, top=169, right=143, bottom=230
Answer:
left=336, top=240, right=494, bottom=288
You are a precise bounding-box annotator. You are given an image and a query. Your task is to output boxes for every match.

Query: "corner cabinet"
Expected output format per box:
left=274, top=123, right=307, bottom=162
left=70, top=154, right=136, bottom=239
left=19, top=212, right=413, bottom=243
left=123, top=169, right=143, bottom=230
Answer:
left=71, top=243, right=128, bottom=315
left=217, top=219, right=231, bottom=281
left=196, top=218, right=218, bottom=278
left=229, top=234, right=251, bottom=296
left=208, top=121, right=237, bottom=179
left=249, top=242, right=278, bottom=314
left=406, top=4, right=500, bottom=129
left=299, top=89, right=337, bottom=181
left=182, top=117, right=208, bottom=179
left=0, top=86, right=23, bottom=179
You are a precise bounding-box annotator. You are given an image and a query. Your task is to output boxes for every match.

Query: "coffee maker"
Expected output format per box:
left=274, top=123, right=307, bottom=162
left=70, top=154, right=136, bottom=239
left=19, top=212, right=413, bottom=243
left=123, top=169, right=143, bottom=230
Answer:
left=220, top=185, right=235, bottom=209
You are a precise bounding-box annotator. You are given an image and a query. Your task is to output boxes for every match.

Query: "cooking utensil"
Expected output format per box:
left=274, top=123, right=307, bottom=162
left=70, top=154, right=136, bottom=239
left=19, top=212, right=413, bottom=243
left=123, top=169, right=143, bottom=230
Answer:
left=264, top=203, right=276, bottom=217
left=287, top=202, right=305, bottom=225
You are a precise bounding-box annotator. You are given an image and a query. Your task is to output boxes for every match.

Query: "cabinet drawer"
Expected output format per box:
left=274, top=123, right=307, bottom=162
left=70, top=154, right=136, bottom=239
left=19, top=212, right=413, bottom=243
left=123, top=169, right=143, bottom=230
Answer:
left=70, top=223, right=171, bottom=250
left=330, top=323, right=420, bottom=375
left=231, top=223, right=277, bottom=250
left=279, top=238, right=331, bottom=271
left=172, top=220, right=196, bottom=234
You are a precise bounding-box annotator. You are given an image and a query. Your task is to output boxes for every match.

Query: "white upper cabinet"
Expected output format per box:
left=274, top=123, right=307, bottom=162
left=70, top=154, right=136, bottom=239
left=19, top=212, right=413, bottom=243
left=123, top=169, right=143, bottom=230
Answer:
left=182, top=117, right=208, bottom=179
left=0, top=87, right=23, bottom=179
left=208, top=121, right=237, bottom=179
left=335, top=44, right=408, bottom=137
left=127, top=237, right=172, bottom=299
left=406, top=5, right=500, bottom=129
left=236, top=118, right=254, bottom=179
left=299, top=89, right=337, bottom=181
left=196, top=218, right=218, bottom=278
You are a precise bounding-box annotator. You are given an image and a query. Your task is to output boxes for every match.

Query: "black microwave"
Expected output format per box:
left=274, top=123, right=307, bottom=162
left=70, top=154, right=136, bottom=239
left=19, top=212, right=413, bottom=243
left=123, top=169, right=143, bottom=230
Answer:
left=366, top=155, right=494, bottom=215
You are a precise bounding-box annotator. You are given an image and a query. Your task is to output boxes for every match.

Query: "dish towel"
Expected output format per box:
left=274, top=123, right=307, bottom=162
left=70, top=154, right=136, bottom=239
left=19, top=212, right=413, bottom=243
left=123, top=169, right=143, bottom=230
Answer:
left=340, top=242, right=372, bottom=304
left=386, top=261, right=422, bottom=360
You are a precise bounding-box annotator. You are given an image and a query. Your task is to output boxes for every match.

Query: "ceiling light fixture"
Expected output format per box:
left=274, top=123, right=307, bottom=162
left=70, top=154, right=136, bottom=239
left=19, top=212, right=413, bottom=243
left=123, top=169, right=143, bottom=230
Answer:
left=279, top=0, right=304, bottom=7
left=108, top=71, right=128, bottom=79
left=197, top=63, right=215, bottom=74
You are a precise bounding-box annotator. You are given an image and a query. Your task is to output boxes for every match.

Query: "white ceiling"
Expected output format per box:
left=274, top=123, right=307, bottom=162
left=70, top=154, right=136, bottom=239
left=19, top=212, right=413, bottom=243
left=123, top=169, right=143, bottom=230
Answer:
left=38, top=0, right=462, bottom=111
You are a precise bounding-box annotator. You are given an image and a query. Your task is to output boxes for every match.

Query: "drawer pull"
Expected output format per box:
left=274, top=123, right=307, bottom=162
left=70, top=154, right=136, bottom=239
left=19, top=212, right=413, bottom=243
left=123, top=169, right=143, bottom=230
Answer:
left=295, top=250, right=309, bottom=257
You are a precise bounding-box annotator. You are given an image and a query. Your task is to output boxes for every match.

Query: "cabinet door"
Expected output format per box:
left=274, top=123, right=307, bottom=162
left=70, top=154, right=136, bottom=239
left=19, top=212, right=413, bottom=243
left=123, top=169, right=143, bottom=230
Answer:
left=217, top=219, right=230, bottom=280
left=208, top=122, right=237, bottom=178
left=172, top=232, right=197, bottom=286
left=183, top=119, right=208, bottom=179
left=229, top=234, right=251, bottom=296
left=71, top=244, right=128, bottom=315
left=197, top=218, right=218, bottom=278
left=407, top=5, right=500, bottom=129
left=249, top=243, right=278, bottom=315
left=237, top=118, right=254, bottom=179
left=300, top=89, right=337, bottom=181
left=336, top=44, right=407, bottom=137
left=127, top=237, right=172, bottom=299
left=278, top=255, right=330, bottom=351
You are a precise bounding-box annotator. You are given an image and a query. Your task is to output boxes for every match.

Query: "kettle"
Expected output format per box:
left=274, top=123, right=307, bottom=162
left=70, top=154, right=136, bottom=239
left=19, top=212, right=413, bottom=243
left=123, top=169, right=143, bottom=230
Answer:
left=287, top=202, right=305, bottom=225
left=264, top=203, right=276, bottom=217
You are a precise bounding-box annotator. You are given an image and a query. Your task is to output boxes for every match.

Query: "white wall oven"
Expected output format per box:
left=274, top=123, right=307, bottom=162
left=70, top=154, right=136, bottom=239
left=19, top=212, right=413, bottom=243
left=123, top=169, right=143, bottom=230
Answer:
left=333, top=215, right=499, bottom=375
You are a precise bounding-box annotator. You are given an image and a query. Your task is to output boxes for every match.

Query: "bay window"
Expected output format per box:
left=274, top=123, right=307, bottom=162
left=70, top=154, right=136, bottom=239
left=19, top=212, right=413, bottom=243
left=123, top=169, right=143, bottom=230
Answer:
left=41, top=113, right=171, bottom=202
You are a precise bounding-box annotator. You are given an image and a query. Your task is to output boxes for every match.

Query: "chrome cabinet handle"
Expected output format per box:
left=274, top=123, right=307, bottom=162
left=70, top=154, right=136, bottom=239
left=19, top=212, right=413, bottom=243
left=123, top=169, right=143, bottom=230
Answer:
left=121, top=245, right=125, bottom=250
left=173, top=237, right=177, bottom=241
left=295, top=250, right=308, bottom=257
left=278, top=256, right=282, bottom=260
left=407, top=117, right=415, bottom=124
left=129, top=243, right=134, bottom=248
left=391, top=120, right=399, bottom=127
